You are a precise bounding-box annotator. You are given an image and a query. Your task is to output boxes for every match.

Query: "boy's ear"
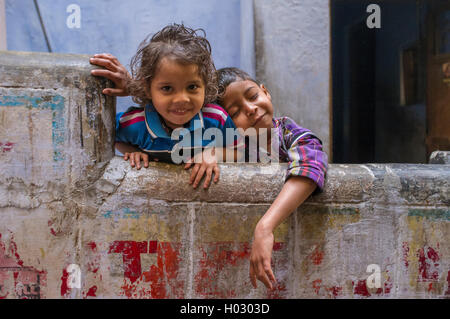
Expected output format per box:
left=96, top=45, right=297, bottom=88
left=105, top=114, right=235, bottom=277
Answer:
left=260, top=84, right=271, bottom=101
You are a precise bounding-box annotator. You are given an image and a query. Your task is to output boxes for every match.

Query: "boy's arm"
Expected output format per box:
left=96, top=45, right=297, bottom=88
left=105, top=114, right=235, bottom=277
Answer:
left=249, top=176, right=317, bottom=290
left=90, top=53, right=131, bottom=96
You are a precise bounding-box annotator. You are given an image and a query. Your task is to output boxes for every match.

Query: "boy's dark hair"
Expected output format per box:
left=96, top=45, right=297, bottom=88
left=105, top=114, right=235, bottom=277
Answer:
left=216, top=67, right=259, bottom=105
left=128, top=23, right=217, bottom=106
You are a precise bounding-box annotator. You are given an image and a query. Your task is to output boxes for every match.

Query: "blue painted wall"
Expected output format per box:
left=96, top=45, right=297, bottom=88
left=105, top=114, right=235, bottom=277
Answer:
left=5, top=0, right=254, bottom=112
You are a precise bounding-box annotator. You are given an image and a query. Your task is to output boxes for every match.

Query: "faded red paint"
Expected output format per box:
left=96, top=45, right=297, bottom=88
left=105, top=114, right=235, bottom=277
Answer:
left=48, top=220, right=59, bottom=237
left=195, top=242, right=251, bottom=298
left=0, top=142, right=15, bottom=153
left=417, top=246, right=440, bottom=282
left=0, top=233, right=46, bottom=299
left=445, top=271, right=450, bottom=295
left=326, top=286, right=343, bottom=298
left=108, top=241, right=147, bottom=283
left=109, top=241, right=183, bottom=299
left=8, top=236, right=23, bottom=267
left=86, top=285, right=97, bottom=297
left=141, top=242, right=183, bottom=298
left=384, top=275, right=392, bottom=294
left=402, top=242, right=409, bottom=268
left=86, top=242, right=100, bottom=274
left=312, top=279, right=322, bottom=295
left=310, top=246, right=324, bottom=265
left=87, top=242, right=97, bottom=251
left=353, top=280, right=371, bottom=297
left=60, top=268, right=70, bottom=297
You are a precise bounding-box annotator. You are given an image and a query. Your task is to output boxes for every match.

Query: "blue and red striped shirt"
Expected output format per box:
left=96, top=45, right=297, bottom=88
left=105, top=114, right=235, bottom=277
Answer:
left=115, top=103, right=240, bottom=163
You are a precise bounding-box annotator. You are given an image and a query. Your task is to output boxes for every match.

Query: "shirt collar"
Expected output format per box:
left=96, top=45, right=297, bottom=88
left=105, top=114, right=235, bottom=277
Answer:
left=144, top=103, right=204, bottom=139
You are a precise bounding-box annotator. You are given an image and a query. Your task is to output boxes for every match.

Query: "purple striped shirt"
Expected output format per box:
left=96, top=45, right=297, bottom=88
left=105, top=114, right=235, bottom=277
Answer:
left=274, top=117, right=327, bottom=191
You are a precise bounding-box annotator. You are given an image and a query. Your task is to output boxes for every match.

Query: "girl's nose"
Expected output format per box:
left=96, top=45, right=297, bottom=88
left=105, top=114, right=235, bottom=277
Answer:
left=173, top=91, right=190, bottom=104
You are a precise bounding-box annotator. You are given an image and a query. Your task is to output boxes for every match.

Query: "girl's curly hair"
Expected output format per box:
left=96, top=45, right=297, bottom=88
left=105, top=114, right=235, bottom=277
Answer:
left=128, top=23, right=218, bottom=106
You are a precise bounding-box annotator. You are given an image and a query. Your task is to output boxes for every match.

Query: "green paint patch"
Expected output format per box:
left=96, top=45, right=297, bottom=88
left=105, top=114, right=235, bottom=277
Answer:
left=0, top=94, right=65, bottom=162
left=103, top=208, right=141, bottom=219
left=408, top=209, right=450, bottom=221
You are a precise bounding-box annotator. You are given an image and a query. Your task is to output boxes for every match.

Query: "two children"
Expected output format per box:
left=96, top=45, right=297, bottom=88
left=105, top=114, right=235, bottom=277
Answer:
left=90, top=23, right=328, bottom=290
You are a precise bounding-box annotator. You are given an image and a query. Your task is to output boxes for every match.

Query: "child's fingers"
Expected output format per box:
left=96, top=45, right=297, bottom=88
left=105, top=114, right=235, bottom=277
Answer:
left=189, top=163, right=200, bottom=184
left=124, top=152, right=130, bottom=161
left=265, top=263, right=277, bottom=286
left=94, top=53, right=120, bottom=65
left=135, top=154, right=142, bottom=170
left=129, top=153, right=136, bottom=167
left=89, top=58, right=118, bottom=72
left=213, top=166, right=220, bottom=183
left=91, top=68, right=120, bottom=79
left=193, top=165, right=206, bottom=189
left=203, top=167, right=213, bottom=189
left=256, top=263, right=273, bottom=290
left=184, top=158, right=193, bottom=170
left=102, top=88, right=128, bottom=96
left=143, top=154, right=149, bottom=168
left=249, top=263, right=257, bottom=289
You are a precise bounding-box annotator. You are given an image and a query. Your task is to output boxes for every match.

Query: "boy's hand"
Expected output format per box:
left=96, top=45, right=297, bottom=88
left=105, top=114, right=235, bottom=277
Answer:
left=184, top=147, right=220, bottom=189
left=124, top=151, right=149, bottom=170
left=249, top=225, right=277, bottom=290
left=90, top=53, right=131, bottom=96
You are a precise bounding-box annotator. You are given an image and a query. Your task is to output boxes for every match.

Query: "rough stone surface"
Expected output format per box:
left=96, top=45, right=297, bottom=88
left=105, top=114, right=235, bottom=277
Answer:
left=430, top=151, right=450, bottom=164
left=1, top=51, right=449, bottom=299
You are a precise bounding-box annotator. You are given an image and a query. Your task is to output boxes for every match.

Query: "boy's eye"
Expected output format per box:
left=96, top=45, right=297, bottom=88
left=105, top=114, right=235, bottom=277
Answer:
left=249, top=93, right=258, bottom=101
left=230, top=109, right=239, bottom=118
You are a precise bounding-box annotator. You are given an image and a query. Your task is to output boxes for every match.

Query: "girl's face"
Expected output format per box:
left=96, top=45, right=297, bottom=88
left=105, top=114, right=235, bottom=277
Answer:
left=147, top=57, right=205, bottom=129
left=221, top=80, right=274, bottom=132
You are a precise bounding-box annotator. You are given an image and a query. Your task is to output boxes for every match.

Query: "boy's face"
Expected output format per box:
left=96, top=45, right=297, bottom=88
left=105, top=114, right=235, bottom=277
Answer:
left=221, top=80, right=274, bottom=132
left=147, top=57, right=205, bottom=129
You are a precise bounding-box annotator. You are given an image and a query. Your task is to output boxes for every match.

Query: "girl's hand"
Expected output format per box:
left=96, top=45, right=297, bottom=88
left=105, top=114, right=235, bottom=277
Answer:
left=90, top=53, right=131, bottom=96
left=184, top=147, right=220, bottom=189
left=249, top=225, right=277, bottom=290
left=124, top=151, right=149, bottom=170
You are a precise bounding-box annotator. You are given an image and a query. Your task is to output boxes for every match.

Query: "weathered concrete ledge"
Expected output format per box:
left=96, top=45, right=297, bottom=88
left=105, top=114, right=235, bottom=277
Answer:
left=0, top=51, right=449, bottom=299
left=430, top=151, right=450, bottom=164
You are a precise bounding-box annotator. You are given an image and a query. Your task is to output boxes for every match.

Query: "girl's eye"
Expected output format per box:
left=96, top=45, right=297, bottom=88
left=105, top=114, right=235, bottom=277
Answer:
left=161, top=86, right=172, bottom=92
left=188, top=84, right=198, bottom=91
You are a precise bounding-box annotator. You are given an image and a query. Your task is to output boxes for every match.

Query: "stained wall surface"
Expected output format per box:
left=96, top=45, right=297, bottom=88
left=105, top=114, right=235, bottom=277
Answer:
left=0, top=52, right=449, bottom=299
left=254, top=0, right=331, bottom=156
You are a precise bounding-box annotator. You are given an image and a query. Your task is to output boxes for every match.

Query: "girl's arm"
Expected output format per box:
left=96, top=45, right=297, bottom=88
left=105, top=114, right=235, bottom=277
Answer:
left=249, top=175, right=317, bottom=289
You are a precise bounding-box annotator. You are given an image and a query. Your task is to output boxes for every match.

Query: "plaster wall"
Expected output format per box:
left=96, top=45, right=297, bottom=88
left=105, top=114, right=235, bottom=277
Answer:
left=253, top=0, right=331, bottom=157
left=0, top=52, right=449, bottom=299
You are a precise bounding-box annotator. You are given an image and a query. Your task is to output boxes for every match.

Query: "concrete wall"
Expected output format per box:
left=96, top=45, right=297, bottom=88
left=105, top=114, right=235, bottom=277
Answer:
left=0, top=0, right=6, bottom=50
left=1, top=51, right=449, bottom=299
left=254, top=0, right=331, bottom=157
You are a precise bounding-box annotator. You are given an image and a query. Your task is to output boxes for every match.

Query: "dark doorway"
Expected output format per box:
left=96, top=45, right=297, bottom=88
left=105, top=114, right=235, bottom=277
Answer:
left=331, top=0, right=431, bottom=163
